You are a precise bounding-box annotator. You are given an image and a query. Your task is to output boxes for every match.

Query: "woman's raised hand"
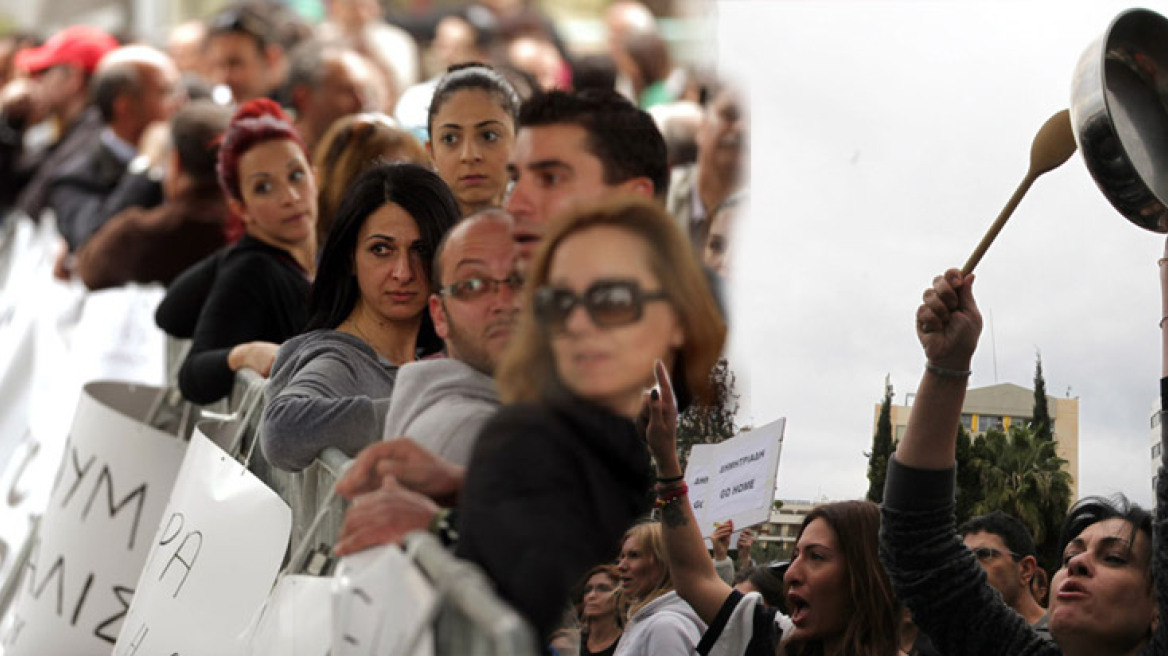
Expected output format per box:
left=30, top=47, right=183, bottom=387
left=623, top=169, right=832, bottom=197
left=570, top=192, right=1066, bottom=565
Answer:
left=916, top=269, right=983, bottom=371
left=641, top=359, right=681, bottom=476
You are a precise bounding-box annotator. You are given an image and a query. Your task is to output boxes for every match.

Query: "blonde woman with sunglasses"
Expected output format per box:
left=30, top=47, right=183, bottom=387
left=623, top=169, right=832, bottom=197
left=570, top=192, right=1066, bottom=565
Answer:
left=455, top=196, right=725, bottom=649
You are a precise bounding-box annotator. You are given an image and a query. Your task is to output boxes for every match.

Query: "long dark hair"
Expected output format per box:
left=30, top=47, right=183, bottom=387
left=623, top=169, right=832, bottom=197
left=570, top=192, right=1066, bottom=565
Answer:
left=787, top=501, right=900, bottom=656
left=305, top=163, right=459, bottom=357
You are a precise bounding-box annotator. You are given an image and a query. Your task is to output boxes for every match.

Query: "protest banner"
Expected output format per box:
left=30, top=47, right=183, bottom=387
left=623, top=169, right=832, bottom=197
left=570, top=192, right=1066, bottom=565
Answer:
left=114, top=422, right=291, bottom=656
left=2, top=381, right=188, bottom=656
left=685, top=418, right=786, bottom=539
left=331, top=545, right=436, bottom=656
left=245, top=574, right=333, bottom=655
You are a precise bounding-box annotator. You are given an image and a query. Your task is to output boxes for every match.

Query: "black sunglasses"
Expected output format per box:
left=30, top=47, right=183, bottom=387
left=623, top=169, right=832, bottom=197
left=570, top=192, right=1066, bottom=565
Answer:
left=534, top=279, right=668, bottom=331
left=441, top=273, right=524, bottom=301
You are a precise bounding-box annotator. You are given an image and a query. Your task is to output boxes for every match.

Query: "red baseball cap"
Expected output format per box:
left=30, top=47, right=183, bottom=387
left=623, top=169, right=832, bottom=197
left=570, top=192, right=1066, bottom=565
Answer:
left=15, top=26, right=118, bottom=75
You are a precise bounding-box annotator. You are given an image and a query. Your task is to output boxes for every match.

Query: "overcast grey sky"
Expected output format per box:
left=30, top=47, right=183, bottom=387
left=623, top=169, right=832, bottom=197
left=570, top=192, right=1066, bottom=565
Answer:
left=717, top=0, right=1167, bottom=506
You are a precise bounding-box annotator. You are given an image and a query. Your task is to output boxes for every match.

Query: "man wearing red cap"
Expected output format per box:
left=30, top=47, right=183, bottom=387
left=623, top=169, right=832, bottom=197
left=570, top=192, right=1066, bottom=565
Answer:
left=0, top=25, right=118, bottom=219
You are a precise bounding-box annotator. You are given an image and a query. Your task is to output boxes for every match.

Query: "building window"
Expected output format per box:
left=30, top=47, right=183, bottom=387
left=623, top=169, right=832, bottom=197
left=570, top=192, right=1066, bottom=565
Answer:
left=980, top=415, right=1004, bottom=432
left=960, top=414, right=973, bottom=430
left=1154, top=443, right=1162, bottom=459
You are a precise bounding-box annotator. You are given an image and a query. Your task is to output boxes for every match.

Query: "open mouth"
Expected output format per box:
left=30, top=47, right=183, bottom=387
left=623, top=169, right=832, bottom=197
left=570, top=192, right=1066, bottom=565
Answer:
left=514, top=232, right=540, bottom=246
left=787, top=596, right=809, bottom=625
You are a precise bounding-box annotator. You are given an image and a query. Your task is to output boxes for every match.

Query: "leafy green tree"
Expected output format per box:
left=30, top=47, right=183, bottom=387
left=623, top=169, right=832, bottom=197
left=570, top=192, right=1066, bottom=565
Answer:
left=954, top=424, right=986, bottom=525
left=675, top=358, right=740, bottom=472
left=970, top=423, right=1072, bottom=572
left=866, top=376, right=894, bottom=503
left=1032, top=352, right=1054, bottom=443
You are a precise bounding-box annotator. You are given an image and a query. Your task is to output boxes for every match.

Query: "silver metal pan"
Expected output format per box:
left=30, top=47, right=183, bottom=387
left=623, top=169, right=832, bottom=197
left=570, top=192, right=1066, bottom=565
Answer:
left=1072, top=8, right=1168, bottom=233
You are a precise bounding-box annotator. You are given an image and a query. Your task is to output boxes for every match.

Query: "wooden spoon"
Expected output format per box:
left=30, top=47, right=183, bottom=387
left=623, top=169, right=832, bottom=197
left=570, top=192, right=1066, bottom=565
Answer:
left=962, top=109, right=1078, bottom=275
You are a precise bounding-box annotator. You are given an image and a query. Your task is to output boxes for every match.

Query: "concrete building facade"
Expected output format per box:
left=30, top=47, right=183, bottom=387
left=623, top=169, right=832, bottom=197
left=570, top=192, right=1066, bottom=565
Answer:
left=880, top=382, right=1079, bottom=497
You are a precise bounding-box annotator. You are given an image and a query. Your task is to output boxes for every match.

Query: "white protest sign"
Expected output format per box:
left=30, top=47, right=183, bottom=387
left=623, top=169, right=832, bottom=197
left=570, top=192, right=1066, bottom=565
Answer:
left=331, top=545, right=436, bottom=656
left=2, top=381, right=187, bottom=656
left=0, top=431, right=43, bottom=615
left=685, top=418, right=785, bottom=539
left=114, top=423, right=291, bottom=656
left=68, top=284, right=167, bottom=390
left=0, top=290, right=35, bottom=469
left=245, top=574, right=333, bottom=656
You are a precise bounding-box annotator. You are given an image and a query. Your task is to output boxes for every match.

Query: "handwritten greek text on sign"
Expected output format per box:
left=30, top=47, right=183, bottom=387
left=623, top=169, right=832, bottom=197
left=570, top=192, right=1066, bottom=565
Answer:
left=685, top=418, right=785, bottom=538
left=4, top=382, right=186, bottom=656
left=115, top=426, right=290, bottom=656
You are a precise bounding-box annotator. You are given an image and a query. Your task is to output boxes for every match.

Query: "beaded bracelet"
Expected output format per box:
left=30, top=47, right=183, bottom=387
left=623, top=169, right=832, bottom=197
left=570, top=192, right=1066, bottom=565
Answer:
left=655, top=482, right=689, bottom=509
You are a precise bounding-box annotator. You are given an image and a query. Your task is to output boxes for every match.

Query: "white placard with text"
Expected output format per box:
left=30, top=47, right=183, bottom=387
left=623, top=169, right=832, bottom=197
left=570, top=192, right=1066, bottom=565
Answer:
left=114, top=425, right=291, bottom=656
left=2, top=382, right=188, bottom=656
left=685, top=418, right=786, bottom=538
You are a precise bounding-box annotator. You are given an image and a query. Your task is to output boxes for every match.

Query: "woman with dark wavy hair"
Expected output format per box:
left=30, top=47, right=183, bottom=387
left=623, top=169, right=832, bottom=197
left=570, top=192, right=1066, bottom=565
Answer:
left=646, top=392, right=902, bottom=656
left=260, top=162, right=458, bottom=471
left=878, top=267, right=1166, bottom=656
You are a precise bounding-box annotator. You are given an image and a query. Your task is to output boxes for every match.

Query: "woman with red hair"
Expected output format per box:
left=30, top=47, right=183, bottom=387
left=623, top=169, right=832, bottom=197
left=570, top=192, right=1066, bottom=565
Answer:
left=160, top=98, right=317, bottom=404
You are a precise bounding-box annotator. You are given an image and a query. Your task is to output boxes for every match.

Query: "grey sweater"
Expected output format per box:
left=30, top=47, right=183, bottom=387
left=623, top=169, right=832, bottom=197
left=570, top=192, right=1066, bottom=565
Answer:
left=261, top=329, right=398, bottom=471
left=381, top=358, right=499, bottom=467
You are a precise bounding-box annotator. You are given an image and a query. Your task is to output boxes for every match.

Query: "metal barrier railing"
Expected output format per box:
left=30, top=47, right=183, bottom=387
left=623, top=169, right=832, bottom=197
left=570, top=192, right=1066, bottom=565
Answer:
left=404, top=531, right=540, bottom=656
left=220, top=369, right=540, bottom=654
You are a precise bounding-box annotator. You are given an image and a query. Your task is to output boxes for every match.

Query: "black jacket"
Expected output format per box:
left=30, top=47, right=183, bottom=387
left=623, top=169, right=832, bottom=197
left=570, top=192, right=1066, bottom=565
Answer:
left=47, top=137, right=163, bottom=251
left=4, top=107, right=104, bottom=220
left=457, top=393, right=654, bottom=645
left=161, top=234, right=309, bottom=404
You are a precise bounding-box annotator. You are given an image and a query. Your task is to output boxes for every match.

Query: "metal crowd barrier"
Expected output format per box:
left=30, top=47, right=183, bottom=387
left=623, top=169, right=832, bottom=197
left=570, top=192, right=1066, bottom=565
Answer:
left=404, top=531, right=540, bottom=656
left=220, top=369, right=540, bottom=654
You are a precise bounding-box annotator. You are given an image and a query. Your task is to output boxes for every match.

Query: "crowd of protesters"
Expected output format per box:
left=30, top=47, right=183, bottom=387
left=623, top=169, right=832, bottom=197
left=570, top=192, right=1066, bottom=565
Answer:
left=4, top=2, right=1166, bottom=656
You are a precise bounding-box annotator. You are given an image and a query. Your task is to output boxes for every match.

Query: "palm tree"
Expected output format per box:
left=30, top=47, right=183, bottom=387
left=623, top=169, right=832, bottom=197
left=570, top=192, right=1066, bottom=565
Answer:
left=970, top=423, right=1073, bottom=572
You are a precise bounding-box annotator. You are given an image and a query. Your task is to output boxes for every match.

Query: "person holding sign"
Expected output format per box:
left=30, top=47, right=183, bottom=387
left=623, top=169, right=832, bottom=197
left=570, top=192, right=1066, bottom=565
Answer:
left=163, top=98, right=317, bottom=404
left=879, top=268, right=1168, bottom=656
left=644, top=360, right=906, bottom=656
left=456, top=196, right=726, bottom=646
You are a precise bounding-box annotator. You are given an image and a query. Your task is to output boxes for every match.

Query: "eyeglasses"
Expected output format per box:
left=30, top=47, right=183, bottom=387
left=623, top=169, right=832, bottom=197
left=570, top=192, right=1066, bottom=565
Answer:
left=441, top=274, right=524, bottom=301
left=534, top=279, right=668, bottom=331
left=972, top=546, right=1021, bottom=563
